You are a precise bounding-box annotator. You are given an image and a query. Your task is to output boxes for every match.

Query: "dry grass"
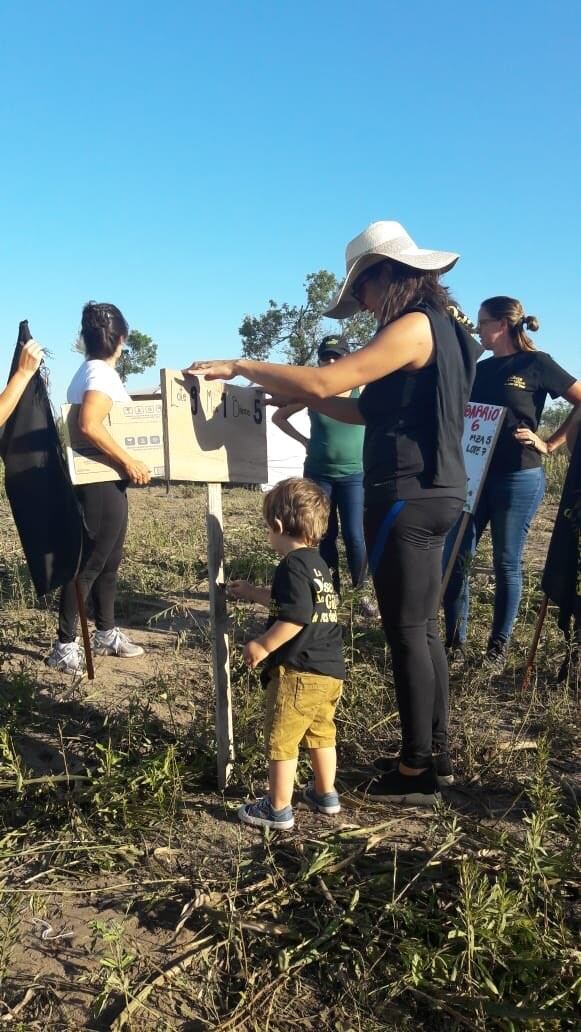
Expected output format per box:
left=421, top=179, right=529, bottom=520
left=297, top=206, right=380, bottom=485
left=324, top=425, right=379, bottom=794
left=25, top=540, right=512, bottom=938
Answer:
left=0, top=481, right=579, bottom=1030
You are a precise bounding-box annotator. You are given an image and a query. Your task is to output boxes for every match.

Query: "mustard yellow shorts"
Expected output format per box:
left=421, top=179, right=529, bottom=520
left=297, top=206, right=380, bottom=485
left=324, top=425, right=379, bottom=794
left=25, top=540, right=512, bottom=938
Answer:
left=264, top=665, right=343, bottom=761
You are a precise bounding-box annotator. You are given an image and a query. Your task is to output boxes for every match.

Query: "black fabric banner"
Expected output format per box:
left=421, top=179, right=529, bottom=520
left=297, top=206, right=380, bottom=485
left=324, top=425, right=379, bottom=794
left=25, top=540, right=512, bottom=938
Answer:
left=541, top=433, right=581, bottom=633
left=0, top=321, right=86, bottom=597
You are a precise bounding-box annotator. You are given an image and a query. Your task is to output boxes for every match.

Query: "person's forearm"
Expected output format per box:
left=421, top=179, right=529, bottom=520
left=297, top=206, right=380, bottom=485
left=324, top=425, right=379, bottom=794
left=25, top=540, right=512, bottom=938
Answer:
left=78, top=417, right=134, bottom=472
left=272, top=416, right=309, bottom=446
left=0, top=370, right=34, bottom=426
left=248, top=585, right=272, bottom=606
left=235, top=358, right=345, bottom=400
left=256, top=619, right=303, bottom=653
left=306, top=397, right=365, bottom=424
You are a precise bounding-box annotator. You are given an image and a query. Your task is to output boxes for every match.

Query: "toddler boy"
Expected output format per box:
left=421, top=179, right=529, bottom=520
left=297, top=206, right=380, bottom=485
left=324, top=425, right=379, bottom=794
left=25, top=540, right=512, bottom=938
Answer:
left=229, top=477, right=345, bottom=830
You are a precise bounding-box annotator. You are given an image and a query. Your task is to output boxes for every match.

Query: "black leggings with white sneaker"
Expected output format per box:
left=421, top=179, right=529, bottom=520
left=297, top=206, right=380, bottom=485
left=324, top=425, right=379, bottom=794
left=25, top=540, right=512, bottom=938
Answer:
left=58, top=481, right=128, bottom=643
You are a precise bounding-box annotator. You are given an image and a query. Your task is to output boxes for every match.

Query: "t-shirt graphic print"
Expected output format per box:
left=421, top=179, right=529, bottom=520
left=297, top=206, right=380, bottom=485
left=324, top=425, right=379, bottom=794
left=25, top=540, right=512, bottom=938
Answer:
left=265, top=547, right=345, bottom=680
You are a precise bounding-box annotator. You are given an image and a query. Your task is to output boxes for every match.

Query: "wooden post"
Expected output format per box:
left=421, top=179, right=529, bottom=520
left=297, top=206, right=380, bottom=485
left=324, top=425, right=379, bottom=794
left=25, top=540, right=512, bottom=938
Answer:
left=441, top=511, right=471, bottom=601
left=206, top=482, right=235, bottom=788
left=521, top=594, right=549, bottom=691
left=74, top=579, right=95, bottom=680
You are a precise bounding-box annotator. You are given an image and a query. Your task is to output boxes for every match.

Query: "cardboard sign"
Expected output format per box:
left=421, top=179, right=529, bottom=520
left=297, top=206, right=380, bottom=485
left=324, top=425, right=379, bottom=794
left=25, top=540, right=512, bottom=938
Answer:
left=62, top=400, right=165, bottom=485
left=462, top=402, right=506, bottom=513
left=160, top=370, right=268, bottom=483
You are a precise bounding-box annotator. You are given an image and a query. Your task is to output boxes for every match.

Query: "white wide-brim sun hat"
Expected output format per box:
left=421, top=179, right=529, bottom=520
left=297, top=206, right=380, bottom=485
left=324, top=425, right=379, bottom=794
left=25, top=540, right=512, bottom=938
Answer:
left=324, top=220, right=460, bottom=320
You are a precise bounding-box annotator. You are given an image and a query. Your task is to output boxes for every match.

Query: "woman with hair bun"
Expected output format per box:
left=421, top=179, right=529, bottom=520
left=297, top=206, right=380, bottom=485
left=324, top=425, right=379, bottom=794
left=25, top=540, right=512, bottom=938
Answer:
left=444, top=295, right=581, bottom=671
left=47, top=302, right=150, bottom=675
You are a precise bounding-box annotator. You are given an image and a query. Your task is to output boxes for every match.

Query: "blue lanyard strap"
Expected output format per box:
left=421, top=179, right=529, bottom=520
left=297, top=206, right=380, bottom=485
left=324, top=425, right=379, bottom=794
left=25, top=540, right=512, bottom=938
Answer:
left=368, top=500, right=406, bottom=576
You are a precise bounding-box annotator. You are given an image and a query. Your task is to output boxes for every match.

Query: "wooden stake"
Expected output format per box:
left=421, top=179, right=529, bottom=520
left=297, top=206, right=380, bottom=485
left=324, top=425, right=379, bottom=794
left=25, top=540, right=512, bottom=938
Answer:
left=206, top=482, right=234, bottom=788
left=521, top=593, right=549, bottom=691
left=441, top=511, right=470, bottom=601
left=74, top=579, right=95, bottom=680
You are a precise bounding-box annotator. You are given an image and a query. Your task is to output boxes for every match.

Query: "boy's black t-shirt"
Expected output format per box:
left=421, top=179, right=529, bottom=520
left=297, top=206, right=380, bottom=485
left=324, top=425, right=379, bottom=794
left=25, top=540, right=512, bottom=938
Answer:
left=264, top=547, right=345, bottom=680
left=472, top=351, right=576, bottom=475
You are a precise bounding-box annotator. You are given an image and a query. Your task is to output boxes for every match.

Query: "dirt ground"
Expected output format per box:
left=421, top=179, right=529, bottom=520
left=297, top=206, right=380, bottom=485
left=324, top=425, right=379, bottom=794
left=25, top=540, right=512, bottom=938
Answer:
left=0, top=486, right=578, bottom=1030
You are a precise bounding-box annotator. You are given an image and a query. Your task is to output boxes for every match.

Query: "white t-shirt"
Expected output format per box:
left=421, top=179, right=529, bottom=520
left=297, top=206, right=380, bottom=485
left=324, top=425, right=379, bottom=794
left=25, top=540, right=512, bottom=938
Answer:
left=67, top=360, right=131, bottom=404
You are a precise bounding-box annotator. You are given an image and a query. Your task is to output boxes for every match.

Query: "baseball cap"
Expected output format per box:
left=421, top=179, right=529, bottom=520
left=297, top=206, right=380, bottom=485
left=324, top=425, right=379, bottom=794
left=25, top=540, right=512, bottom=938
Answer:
left=317, top=336, right=351, bottom=360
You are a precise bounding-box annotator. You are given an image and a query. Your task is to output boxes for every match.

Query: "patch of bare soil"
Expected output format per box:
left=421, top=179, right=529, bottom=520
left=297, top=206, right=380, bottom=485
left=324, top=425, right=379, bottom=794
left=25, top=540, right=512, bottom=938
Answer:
left=0, top=487, right=578, bottom=1029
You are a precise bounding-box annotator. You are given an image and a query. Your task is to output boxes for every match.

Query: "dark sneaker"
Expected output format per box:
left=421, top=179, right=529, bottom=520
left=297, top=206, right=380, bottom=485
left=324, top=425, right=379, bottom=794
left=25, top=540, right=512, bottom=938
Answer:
left=446, top=643, right=467, bottom=670
left=373, top=754, right=454, bottom=786
left=433, top=753, right=454, bottom=786
left=302, top=782, right=341, bottom=815
left=359, top=595, right=380, bottom=619
left=364, top=768, right=441, bottom=806
left=483, top=642, right=508, bottom=673
left=238, top=796, right=294, bottom=830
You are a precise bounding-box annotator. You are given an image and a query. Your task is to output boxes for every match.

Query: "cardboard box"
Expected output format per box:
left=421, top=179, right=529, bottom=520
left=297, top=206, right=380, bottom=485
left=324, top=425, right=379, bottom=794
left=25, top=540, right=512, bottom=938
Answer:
left=160, top=371, right=267, bottom=483
left=62, top=400, right=165, bottom=485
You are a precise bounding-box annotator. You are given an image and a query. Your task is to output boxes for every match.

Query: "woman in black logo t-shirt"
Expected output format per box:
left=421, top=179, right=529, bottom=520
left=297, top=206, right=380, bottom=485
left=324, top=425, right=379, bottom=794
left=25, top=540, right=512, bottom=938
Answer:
left=443, top=295, right=581, bottom=670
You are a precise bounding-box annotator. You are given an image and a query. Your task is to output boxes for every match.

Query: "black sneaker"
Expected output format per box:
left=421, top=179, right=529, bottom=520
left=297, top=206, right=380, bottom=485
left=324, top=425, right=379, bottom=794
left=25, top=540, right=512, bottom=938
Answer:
left=433, top=753, right=454, bottom=786
left=446, top=643, right=467, bottom=670
left=373, top=754, right=454, bottom=786
left=483, top=641, right=508, bottom=673
left=364, top=768, right=441, bottom=806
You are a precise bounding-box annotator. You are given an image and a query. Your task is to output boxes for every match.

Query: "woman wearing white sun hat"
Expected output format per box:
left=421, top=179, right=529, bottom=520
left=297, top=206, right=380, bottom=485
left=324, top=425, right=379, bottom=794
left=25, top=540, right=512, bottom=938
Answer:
left=185, top=221, right=479, bottom=805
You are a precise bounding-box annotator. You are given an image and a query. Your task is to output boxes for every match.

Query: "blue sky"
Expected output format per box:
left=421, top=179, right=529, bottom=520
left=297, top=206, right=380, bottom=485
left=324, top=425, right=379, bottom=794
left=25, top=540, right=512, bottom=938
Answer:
left=1, top=0, right=579, bottom=406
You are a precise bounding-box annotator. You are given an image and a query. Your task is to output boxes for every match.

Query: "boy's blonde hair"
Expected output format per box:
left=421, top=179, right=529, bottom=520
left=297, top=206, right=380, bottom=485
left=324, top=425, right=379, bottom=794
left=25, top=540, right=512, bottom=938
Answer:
left=263, top=477, right=330, bottom=547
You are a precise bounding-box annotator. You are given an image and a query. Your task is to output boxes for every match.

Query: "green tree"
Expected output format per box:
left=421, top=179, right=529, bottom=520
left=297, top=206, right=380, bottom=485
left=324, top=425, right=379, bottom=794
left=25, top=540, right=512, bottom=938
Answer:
left=540, top=399, right=571, bottom=433
left=116, top=330, right=157, bottom=383
left=239, top=269, right=376, bottom=365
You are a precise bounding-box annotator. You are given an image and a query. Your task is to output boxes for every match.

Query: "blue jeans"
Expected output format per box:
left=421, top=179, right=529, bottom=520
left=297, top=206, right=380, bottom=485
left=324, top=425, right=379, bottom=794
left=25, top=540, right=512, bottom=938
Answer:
left=443, top=466, right=545, bottom=647
left=306, top=471, right=367, bottom=592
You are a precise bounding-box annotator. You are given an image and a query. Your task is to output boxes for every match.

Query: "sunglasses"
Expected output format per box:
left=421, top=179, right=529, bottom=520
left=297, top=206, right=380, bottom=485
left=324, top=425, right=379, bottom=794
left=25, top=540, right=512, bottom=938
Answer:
left=351, top=266, right=378, bottom=303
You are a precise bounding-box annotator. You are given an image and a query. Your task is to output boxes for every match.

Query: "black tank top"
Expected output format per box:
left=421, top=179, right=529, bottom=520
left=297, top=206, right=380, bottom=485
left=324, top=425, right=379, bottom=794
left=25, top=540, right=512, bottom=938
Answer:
left=358, top=302, right=478, bottom=500
left=359, top=364, right=438, bottom=493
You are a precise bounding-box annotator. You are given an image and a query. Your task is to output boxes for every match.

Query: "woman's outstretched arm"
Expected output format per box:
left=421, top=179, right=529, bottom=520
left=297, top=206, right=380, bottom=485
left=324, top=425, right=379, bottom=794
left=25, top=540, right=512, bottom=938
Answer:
left=184, top=311, right=433, bottom=400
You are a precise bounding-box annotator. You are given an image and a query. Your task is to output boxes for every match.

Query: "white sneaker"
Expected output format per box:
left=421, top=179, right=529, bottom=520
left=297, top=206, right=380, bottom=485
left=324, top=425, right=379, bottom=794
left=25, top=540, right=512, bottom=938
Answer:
left=92, top=628, right=144, bottom=658
left=46, top=640, right=85, bottom=675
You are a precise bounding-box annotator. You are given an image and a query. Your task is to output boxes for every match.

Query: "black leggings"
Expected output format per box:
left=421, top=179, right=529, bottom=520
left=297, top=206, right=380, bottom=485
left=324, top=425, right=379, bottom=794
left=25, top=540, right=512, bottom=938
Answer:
left=364, top=494, right=463, bottom=768
left=58, top=482, right=128, bottom=643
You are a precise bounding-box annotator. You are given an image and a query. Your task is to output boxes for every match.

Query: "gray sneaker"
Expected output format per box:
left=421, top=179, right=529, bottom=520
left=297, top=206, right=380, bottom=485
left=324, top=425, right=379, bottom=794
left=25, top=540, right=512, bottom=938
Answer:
left=483, top=642, right=508, bottom=673
left=238, top=796, right=295, bottom=830
left=46, top=640, right=85, bottom=675
left=302, top=782, right=341, bottom=815
left=92, top=628, right=144, bottom=658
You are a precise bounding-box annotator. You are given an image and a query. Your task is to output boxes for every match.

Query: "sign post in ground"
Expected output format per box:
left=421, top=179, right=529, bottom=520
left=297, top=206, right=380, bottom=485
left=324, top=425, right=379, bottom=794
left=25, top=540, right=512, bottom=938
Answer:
left=161, top=370, right=267, bottom=788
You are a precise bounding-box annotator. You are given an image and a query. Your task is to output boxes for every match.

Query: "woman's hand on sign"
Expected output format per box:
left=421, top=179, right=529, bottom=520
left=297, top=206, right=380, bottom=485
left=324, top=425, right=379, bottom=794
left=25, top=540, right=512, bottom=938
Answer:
left=243, top=638, right=269, bottom=669
left=513, top=427, right=549, bottom=455
left=17, top=340, right=44, bottom=378
left=123, top=457, right=151, bottom=485
left=182, top=360, right=237, bottom=381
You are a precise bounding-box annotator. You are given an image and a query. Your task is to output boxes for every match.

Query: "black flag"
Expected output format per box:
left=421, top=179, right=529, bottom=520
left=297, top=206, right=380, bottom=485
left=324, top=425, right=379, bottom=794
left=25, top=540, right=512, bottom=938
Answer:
left=541, top=433, right=581, bottom=633
left=0, top=321, right=86, bottom=597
